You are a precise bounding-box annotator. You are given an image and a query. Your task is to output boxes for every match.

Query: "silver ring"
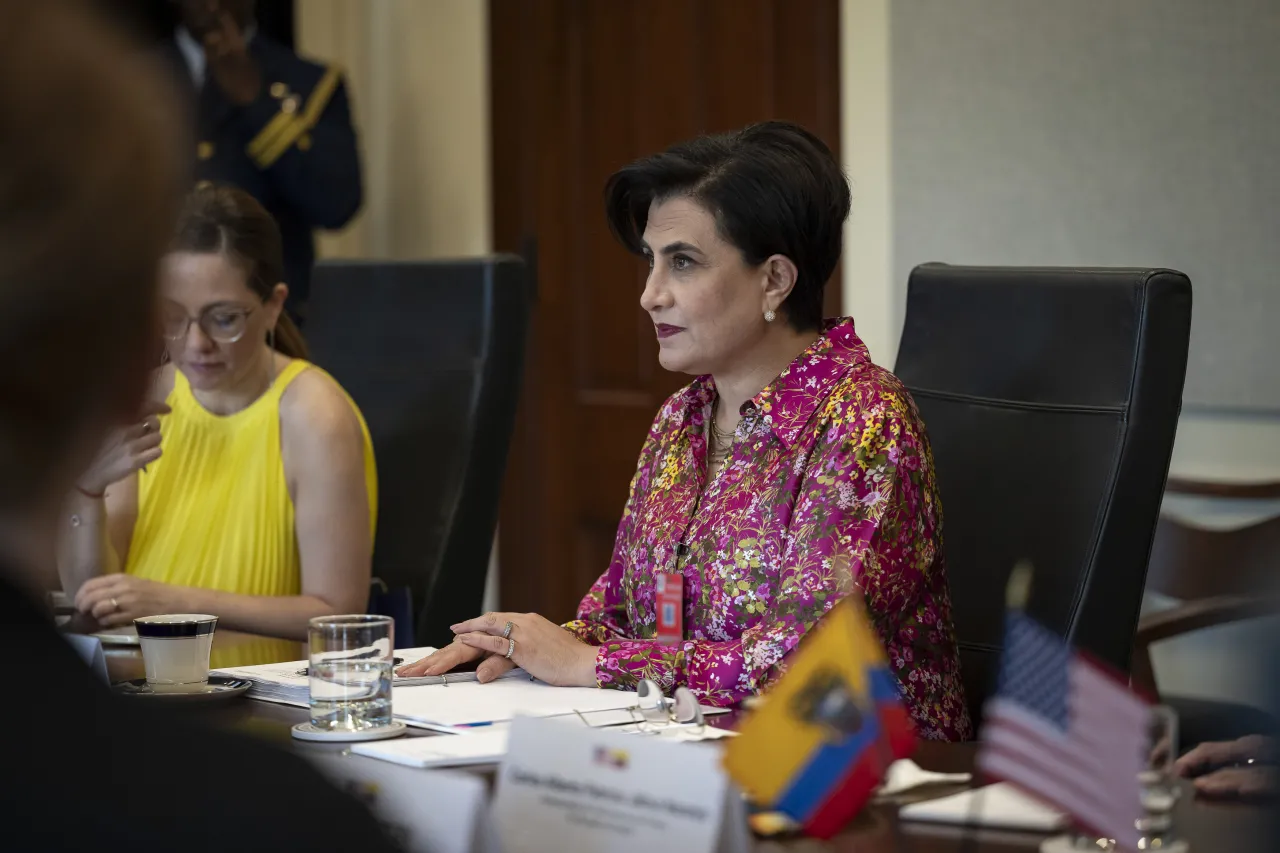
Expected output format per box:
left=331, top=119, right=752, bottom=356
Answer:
left=502, top=620, right=514, bottom=639
left=505, top=638, right=515, bottom=660
left=110, top=597, right=119, bottom=612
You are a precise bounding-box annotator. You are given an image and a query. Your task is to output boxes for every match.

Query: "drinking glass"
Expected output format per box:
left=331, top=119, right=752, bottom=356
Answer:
left=308, top=614, right=394, bottom=731
left=1137, top=704, right=1181, bottom=844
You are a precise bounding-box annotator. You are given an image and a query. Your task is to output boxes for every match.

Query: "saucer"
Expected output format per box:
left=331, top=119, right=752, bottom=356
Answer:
left=112, top=676, right=251, bottom=704
left=291, top=720, right=408, bottom=742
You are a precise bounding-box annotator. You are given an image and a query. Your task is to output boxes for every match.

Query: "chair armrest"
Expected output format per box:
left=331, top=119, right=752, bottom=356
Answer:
left=1135, top=594, right=1280, bottom=647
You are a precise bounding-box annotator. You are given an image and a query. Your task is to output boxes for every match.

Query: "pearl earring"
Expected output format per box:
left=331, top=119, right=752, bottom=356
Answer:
left=764, top=309, right=776, bottom=323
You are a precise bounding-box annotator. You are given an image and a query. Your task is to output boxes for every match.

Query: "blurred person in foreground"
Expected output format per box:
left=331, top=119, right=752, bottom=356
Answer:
left=163, top=0, right=362, bottom=325
left=58, top=185, right=377, bottom=644
left=0, top=3, right=398, bottom=848
left=402, top=121, right=972, bottom=741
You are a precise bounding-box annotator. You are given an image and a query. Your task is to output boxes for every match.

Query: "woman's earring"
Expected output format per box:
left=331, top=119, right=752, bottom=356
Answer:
left=267, top=327, right=276, bottom=352
left=764, top=309, right=776, bottom=323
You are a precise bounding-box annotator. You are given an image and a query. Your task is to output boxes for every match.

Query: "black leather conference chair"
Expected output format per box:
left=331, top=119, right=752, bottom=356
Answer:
left=893, top=264, right=1192, bottom=732
left=307, top=257, right=531, bottom=648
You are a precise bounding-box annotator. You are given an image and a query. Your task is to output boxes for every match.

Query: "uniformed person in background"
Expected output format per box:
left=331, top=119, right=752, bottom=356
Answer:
left=162, top=0, right=362, bottom=326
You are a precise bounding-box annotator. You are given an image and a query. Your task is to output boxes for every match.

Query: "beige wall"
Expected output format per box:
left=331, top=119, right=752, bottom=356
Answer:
left=297, top=0, right=499, bottom=610
left=840, top=0, right=1280, bottom=708
left=296, top=0, right=492, bottom=261
left=839, top=0, right=895, bottom=368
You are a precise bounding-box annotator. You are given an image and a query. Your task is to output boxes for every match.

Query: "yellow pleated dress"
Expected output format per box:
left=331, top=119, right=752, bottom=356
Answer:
left=125, top=360, right=377, bottom=664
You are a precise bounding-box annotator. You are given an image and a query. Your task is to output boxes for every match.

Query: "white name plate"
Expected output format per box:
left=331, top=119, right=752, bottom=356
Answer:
left=310, top=752, right=493, bottom=853
left=493, top=715, right=747, bottom=853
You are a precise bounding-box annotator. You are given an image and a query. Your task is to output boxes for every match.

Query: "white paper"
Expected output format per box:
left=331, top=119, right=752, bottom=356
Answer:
left=391, top=679, right=647, bottom=729
left=64, top=633, right=107, bottom=683
left=877, top=758, right=972, bottom=796
left=352, top=730, right=511, bottom=769
left=210, top=646, right=528, bottom=707
left=493, top=716, right=733, bottom=853
left=898, top=781, right=1068, bottom=832
left=310, top=753, right=490, bottom=853
left=352, top=721, right=737, bottom=771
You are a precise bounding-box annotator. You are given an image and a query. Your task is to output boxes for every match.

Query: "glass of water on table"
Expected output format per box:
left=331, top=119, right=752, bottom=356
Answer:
left=1137, top=704, right=1182, bottom=848
left=308, top=615, right=394, bottom=731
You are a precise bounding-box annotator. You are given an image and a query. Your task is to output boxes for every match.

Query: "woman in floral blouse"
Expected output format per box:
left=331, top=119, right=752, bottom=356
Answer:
left=400, top=121, right=971, bottom=740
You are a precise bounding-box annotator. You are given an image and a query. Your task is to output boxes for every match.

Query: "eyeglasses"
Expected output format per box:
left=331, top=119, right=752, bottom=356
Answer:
left=626, top=679, right=706, bottom=735
left=162, top=305, right=256, bottom=344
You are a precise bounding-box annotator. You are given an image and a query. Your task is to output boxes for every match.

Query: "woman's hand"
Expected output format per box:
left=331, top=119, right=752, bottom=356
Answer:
left=78, top=401, right=170, bottom=494
left=1188, top=764, right=1276, bottom=800
left=75, top=574, right=187, bottom=627
left=1175, top=735, right=1277, bottom=800
left=1176, top=735, right=1275, bottom=777
left=396, top=612, right=600, bottom=687
left=396, top=639, right=489, bottom=678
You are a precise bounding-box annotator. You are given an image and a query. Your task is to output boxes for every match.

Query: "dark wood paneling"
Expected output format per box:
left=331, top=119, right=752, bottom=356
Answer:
left=493, top=0, right=842, bottom=621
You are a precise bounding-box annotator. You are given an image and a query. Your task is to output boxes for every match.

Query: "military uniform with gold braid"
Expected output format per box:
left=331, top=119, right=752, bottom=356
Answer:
left=164, top=31, right=362, bottom=325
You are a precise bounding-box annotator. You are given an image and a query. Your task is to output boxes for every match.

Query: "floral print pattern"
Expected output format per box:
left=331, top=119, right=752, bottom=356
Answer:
left=563, top=318, right=972, bottom=741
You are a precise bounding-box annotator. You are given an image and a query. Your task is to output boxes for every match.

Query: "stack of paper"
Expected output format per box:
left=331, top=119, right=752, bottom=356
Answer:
left=391, top=678, right=652, bottom=732
left=213, top=648, right=729, bottom=736
left=352, top=720, right=735, bottom=769
left=210, top=647, right=527, bottom=706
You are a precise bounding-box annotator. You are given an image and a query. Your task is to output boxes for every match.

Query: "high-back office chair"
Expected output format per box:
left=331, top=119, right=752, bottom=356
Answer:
left=307, top=257, right=531, bottom=648
left=893, top=264, right=1192, bottom=731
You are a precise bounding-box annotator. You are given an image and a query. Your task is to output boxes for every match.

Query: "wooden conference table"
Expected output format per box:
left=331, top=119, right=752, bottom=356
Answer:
left=105, top=631, right=1271, bottom=852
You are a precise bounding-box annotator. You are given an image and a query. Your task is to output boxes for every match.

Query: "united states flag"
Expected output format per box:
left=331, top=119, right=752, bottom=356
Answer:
left=976, top=611, right=1149, bottom=849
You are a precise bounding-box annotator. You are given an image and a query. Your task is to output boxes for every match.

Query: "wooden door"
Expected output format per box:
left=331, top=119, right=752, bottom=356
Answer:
left=492, top=0, right=841, bottom=620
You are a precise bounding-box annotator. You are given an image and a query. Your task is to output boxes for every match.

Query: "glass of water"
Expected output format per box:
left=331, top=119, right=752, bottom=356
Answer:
left=308, top=614, right=394, bottom=731
left=1137, top=704, right=1181, bottom=845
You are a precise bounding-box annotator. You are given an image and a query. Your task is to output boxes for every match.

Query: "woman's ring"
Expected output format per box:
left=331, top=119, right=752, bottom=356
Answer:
left=505, top=638, right=515, bottom=660
left=110, top=597, right=119, bottom=612
left=502, top=620, right=514, bottom=639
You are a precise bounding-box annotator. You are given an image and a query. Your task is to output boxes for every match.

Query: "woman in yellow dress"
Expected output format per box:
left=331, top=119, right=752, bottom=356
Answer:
left=58, top=185, right=376, bottom=642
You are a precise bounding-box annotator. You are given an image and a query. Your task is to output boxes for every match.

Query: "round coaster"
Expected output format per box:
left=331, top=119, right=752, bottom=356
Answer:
left=291, top=720, right=408, bottom=742
left=1039, top=835, right=1187, bottom=853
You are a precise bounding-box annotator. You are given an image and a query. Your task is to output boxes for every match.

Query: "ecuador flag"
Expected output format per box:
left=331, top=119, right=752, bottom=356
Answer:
left=723, top=597, right=916, bottom=838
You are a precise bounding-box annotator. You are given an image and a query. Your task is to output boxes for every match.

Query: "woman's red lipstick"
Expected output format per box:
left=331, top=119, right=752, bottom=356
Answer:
left=655, top=323, right=684, bottom=339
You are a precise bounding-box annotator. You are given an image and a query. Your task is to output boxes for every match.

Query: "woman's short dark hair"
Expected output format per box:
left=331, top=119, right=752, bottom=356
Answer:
left=604, top=121, right=851, bottom=331
left=173, top=184, right=309, bottom=359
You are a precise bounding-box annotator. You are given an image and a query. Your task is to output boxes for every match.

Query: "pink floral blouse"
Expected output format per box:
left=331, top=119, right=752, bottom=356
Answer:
left=564, top=318, right=972, bottom=741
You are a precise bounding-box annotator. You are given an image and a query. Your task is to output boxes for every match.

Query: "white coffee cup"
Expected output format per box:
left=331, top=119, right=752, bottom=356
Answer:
left=134, top=614, right=218, bottom=692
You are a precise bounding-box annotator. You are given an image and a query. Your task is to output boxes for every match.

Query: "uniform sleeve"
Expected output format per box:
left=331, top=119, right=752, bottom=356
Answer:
left=237, top=66, right=363, bottom=229
left=587, top=393, right=928, bottom=708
